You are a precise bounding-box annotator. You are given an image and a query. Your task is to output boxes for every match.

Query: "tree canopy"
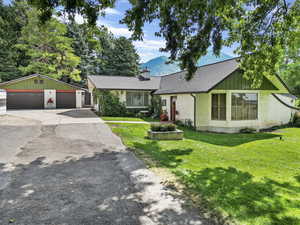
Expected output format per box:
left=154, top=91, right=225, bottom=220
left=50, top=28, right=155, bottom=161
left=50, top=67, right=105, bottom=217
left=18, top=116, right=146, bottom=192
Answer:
left=17, top=8, right=81, bottom=81
left=0, top=1, right=140, bottom=84
left=27, top=0, right=300, bottom=83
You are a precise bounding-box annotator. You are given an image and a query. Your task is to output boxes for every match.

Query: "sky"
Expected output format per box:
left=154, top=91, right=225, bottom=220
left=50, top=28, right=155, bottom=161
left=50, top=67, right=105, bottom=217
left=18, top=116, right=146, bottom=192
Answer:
left=3, top=0, right=236, bottom=63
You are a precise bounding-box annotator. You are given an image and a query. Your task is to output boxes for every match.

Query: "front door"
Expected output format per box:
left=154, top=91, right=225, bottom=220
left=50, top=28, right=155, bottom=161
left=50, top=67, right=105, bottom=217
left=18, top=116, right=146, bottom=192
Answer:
left=170, top=96, right=177, bottom=121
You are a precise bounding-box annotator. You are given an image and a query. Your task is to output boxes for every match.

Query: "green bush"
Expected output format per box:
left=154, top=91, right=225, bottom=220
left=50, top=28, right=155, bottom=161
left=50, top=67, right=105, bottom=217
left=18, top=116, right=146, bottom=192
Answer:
left=175, top=120, right=184, bottom=126
left=94, top=90, right=127, bottom=116
left=151, top=124, right=161, bottom=131
left=294, top=118, right=300, bottom=127
left=294, top=112, right=300, bottom=120
left=166, top=123, right=176, bottom=131
left=240, top=127, right=257, bottom=133
left=150, top=123, right=177, bottom=132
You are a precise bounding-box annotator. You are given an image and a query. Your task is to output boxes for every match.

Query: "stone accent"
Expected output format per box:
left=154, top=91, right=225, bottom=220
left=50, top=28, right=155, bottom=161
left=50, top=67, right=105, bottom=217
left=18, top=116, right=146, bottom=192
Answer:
left=148, top=129, right=183, bottom=140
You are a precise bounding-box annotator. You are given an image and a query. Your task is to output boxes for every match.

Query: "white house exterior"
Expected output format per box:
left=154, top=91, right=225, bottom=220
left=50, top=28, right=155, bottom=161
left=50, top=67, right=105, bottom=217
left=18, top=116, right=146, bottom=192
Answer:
left=155, top=58, right=297, bottom=133
left=87, top=74, right=160, bottom=111
left=88, top=58, right=298, bottom=133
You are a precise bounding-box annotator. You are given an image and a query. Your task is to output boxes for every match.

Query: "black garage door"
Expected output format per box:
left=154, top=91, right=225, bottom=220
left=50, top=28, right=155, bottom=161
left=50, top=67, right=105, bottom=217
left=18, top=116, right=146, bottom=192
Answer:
left=7, top=92, right=44, bottom=109
left=56, top=92, right=76, bottom=108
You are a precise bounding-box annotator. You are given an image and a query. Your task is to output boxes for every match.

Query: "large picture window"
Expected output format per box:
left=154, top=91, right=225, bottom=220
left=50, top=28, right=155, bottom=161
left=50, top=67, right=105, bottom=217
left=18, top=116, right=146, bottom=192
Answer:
left=231, top=93, right=258, bottom=120
left=211, top=94, right=226, bottom=120
left=126, top=91, right=149, bottom=107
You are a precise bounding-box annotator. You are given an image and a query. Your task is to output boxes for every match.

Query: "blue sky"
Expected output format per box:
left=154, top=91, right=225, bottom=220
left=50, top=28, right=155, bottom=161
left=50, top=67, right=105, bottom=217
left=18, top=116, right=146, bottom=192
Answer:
left=4, top=0, right=236, bottom=63
left=94, top=0, right=236, bottom=62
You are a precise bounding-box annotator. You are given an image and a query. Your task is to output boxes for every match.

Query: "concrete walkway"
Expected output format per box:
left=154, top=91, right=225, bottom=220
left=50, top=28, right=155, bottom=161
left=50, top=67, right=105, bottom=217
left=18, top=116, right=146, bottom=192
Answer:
left=0, top=109, right=214, bottom=225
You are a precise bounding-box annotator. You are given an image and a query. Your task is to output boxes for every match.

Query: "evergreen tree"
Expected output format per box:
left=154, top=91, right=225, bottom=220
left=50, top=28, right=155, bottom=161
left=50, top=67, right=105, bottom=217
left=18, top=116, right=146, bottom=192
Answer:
left=100, top=36, right=139, bottom=76
left=0, top=1, right=28, bottom=81
left=67, top=22, right=103, bottom=81
left=16, top=8, right=81, bottom=81
left=67, top=22, right=139, bottom=77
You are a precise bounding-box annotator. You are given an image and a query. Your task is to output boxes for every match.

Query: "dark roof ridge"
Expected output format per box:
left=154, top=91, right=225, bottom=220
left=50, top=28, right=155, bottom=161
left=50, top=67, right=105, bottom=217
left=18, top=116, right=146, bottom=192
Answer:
left=87, top=75, right=161, bottom=79
left=160, top=56, right=240, bottom=78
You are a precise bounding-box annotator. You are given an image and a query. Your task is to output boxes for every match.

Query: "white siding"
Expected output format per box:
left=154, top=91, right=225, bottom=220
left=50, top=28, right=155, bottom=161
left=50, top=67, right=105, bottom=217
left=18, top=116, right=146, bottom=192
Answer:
left=196, top=90, right=296, bottom=133
left=44, top=90, right=56, bottom=109
left=161, top=94, right=195, bottom=123
left=0, top=89, right=6, bottom=115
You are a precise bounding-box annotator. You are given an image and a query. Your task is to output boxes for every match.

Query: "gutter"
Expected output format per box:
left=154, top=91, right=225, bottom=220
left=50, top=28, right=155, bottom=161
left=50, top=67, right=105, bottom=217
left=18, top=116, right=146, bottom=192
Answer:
left=272, top=93, right=300, bottom=111
left=190, top=93, right=197, bottom=129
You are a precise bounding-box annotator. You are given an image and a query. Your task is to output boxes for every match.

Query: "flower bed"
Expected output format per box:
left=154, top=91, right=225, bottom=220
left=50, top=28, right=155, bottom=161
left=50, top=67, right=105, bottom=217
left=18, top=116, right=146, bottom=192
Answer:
left=148, top=123, right=183, bottom=140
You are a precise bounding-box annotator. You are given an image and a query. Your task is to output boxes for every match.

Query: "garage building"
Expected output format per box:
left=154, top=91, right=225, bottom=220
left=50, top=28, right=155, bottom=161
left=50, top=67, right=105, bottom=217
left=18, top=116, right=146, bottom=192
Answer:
left=0, top=74, right=88, bottom=109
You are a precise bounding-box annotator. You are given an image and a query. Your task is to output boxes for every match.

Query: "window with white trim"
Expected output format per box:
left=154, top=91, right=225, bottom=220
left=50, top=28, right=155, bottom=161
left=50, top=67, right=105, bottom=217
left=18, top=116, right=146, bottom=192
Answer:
left=231, top=93, right=258, bottom=120
left=211, top=93, right=226, bottom=120
left=126, top=91, right=149, bottom=107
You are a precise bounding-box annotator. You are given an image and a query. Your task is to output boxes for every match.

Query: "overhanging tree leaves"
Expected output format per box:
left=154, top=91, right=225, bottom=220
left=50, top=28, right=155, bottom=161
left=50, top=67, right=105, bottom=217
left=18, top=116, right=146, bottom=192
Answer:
left=280, top=21, right=300, bottom=94
left=27, top=0, right=300, bottom=82
left=28, top=0, right=115, bottom=25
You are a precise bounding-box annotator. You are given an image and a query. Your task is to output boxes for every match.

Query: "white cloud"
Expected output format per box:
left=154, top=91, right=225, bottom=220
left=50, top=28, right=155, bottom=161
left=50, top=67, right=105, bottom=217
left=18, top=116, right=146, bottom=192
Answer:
left=134, top=39, right=167, bottom=62
left=134, top=39, right=165, bottom=50
left=108, top=27, right=132, bottom=37
left=104, top=8, right=121, bottom=15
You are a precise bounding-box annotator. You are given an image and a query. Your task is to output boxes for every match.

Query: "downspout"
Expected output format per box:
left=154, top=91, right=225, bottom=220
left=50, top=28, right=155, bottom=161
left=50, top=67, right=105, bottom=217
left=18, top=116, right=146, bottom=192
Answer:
left=191, top=93, right=197, bottom=129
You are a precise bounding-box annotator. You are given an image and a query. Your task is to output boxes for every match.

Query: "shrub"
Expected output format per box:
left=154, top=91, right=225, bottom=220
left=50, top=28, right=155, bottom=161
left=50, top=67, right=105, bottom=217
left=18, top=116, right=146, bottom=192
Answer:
left=166, top=123, right=176, bottom=131
left=175, top=120, right=184, bottom=126
left=294, top=111, right=300, bottom=120
left=294, top=118, right=300, bottom=127
left=240, top=127, right=256, bottom=133
left=150, top=123, right=177, bottom=132
left=151, top=124, right=161, bottom=132
left=149, top=95, right=162, bottom=118
left=94, top=90, right=128, bottom=116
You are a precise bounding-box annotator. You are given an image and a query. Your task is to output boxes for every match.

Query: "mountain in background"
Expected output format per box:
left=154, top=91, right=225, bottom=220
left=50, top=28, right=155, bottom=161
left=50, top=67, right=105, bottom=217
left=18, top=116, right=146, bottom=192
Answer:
left=141, top=51, right=233, bottom=76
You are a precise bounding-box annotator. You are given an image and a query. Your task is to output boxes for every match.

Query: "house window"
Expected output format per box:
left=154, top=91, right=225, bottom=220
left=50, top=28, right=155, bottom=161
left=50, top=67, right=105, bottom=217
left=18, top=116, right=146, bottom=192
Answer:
left=161, top=99, right=167, bottom=106
left=34, top=79, right=38, bottom=84
left=211, top=94, right=226, bottom=120
left=39, top=79, right=44, bottom=84
left=126, top=91, right=149, bottom=107
left=231, top=93, right=258, bottom=120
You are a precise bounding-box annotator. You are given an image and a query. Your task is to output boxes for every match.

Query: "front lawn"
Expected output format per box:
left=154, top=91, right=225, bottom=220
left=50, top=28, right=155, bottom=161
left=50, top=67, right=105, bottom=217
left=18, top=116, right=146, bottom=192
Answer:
left=109, top=123, right=300, bottom=225
left=101, top=116, right=158, bottom=122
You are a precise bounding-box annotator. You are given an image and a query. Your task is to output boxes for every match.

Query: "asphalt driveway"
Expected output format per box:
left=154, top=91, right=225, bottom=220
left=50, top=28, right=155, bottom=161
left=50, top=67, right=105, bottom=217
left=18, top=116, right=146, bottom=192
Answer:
left=0, top=109, right=213, bottom=225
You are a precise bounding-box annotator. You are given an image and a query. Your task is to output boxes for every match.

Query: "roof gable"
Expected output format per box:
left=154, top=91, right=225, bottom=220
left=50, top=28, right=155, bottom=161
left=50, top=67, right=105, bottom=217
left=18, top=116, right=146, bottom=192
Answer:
left=0, top=74, right=85, bottom=91
left=213, top=70, right=278, bottom=91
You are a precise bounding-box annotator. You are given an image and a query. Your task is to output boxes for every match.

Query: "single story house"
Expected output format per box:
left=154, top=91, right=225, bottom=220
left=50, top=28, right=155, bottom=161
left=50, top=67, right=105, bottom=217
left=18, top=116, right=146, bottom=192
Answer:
left=0, top=74, right=88, bottom=109
left=87, top=71, right=161, bottom=110
left=88, top=58, right=298, bottom=133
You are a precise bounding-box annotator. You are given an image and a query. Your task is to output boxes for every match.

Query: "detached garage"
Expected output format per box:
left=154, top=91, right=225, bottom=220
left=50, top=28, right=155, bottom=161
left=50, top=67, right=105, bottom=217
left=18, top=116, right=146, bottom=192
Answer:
left=0, top=74, right=87, bottom=109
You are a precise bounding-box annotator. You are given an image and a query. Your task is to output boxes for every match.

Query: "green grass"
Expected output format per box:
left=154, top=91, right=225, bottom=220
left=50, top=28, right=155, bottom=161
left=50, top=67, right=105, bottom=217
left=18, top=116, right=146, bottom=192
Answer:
left=109, top=123, right=300, bottom=225
left=101, top=116, right=159, bottom=122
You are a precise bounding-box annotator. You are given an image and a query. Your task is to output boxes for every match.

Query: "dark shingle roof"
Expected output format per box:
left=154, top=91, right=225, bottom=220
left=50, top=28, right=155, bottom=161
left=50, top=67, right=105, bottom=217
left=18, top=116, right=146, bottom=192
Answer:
left=154, top=58, right=240, bottom=95
left=88, top=75, right=161, bottom=90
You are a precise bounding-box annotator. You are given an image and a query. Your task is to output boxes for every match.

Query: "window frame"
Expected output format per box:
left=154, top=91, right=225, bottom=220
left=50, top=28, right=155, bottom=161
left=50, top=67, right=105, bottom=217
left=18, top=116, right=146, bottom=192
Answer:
left=211, top=93, right=227, bottom=121
left=231, top=92, right=258, bottom=121
left=126, top=91, right=150, bottom=108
